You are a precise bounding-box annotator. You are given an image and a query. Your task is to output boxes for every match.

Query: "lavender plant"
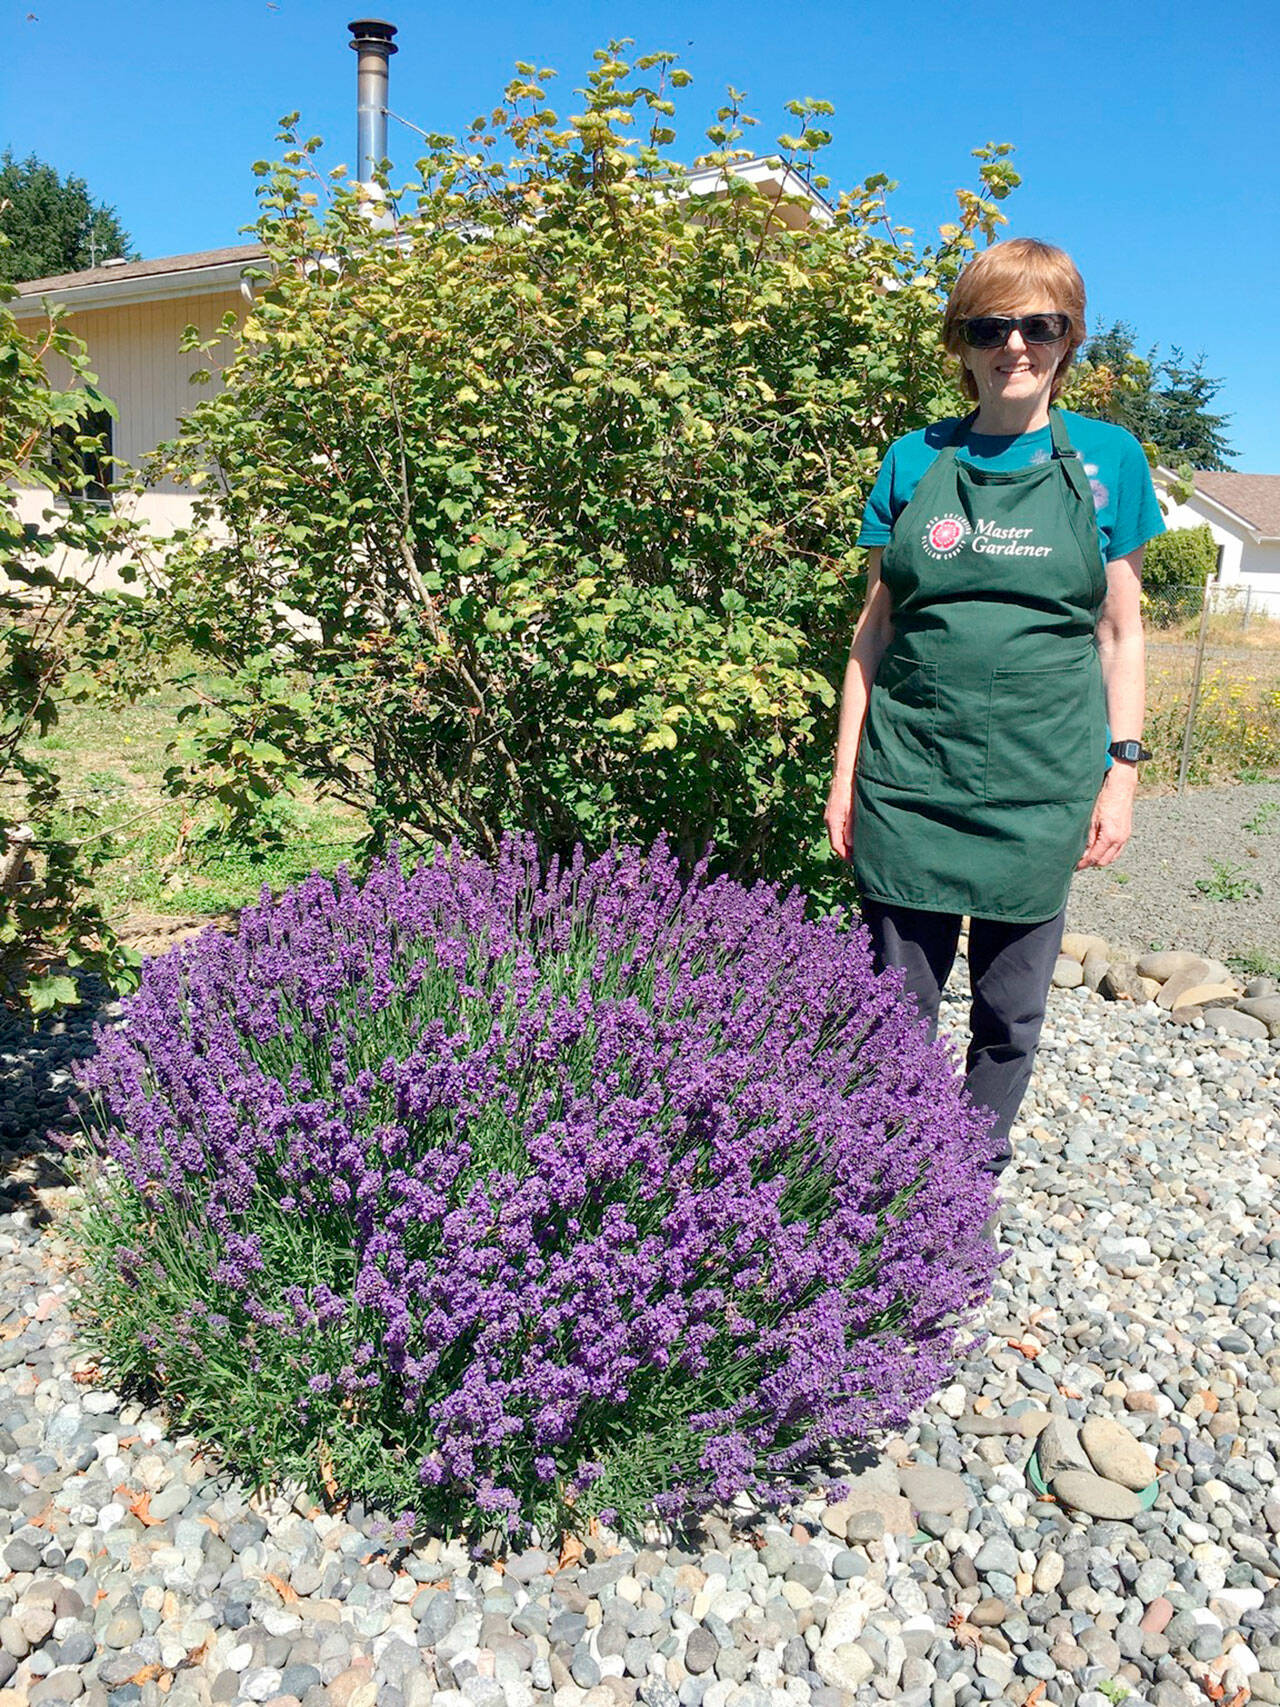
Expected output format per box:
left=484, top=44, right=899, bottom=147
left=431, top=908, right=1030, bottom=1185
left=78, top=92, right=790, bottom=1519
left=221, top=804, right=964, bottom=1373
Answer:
left=67, top=837, right=999, bottom=1540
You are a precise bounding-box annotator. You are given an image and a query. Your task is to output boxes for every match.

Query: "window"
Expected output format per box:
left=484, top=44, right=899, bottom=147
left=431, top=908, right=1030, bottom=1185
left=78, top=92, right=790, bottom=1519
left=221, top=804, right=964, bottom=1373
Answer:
left=51, top=404, right=114, bottom=505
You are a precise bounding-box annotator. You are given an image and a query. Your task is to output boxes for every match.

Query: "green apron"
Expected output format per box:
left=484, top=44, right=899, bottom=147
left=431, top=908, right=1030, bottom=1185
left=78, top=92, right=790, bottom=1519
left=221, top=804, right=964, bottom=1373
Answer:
left=853, top=407, right=1108, bottom=924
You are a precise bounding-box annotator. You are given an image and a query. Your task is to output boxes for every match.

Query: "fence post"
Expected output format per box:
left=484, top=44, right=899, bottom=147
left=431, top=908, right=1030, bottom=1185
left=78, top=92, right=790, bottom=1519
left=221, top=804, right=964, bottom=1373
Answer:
left=1177, top=558, right=1220, bottom=794
left=1242, top=587, right=1251, bottom=633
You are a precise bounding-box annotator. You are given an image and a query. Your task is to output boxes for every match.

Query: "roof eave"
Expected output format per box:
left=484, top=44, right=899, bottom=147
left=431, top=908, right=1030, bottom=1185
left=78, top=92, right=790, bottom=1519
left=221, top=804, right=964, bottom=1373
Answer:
left=680, top=156, right=836, bottom=224
left=1154, top=467, right=1267, bottom=544
left=10, top=258, right=265, bottom=316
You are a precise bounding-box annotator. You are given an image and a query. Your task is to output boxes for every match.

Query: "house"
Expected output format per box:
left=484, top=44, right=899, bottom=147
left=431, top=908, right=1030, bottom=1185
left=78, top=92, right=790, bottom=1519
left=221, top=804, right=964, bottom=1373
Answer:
left=9, top=244, right=263, bottom=589
left=7, top=21, right=836, bottom=594
left=10, top=161, right=830, bottom=591
left=1154, top=468, right=1280, bottom=619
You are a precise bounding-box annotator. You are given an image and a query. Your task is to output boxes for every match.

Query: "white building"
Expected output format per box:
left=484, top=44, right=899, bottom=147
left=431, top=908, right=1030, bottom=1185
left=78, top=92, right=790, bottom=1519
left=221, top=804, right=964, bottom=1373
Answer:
left=1155, top=467, right=1280, bottom=619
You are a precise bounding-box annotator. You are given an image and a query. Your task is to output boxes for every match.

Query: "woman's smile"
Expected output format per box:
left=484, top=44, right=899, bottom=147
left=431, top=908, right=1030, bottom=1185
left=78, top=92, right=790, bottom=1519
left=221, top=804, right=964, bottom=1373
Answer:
left=963, top=305, right=1067, bottom=432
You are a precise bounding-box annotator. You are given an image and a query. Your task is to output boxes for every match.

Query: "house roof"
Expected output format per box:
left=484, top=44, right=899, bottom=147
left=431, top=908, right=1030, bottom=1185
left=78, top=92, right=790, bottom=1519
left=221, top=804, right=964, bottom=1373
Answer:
left=14, top=244, right=268, bottom=297
left=11, top=244, right=268, bottom=314
left=1191, top=472, right=1280, bottom=540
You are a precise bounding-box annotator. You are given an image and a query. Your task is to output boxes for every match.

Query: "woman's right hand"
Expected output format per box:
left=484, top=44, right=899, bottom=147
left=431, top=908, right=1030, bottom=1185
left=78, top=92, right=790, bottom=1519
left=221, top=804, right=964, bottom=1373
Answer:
left=825, top=774, right=856, bottom=862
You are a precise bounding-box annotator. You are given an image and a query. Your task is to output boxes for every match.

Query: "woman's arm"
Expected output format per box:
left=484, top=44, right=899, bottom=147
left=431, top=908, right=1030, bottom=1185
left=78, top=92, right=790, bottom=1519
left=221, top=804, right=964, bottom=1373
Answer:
left=825, top=548, right=894, bottom=861
left=1077, top=547, right=1146, bottom=870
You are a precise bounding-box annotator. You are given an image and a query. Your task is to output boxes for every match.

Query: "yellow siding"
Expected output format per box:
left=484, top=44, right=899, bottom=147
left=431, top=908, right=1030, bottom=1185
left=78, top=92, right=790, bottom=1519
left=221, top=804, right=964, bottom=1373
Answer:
left=22, top=291, right=247, bottom=491
left=8, top=289, right=248, bottom=593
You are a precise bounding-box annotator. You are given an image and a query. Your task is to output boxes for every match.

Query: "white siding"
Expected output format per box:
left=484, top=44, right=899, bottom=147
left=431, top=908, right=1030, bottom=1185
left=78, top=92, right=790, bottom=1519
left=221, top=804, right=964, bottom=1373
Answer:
left=1156, top=485, right=1280, bottom=619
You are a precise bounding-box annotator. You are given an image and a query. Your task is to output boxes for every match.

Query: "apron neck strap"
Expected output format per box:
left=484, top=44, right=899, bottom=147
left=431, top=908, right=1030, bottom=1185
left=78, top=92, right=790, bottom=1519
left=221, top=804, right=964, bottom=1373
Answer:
left=946, top=407, right=1075, bottom=457
left=944, top=411, right=979, bottom=448
left=943, top=407, right=1092, bottom=504
left=1048, top=407, right=1094, bottom=505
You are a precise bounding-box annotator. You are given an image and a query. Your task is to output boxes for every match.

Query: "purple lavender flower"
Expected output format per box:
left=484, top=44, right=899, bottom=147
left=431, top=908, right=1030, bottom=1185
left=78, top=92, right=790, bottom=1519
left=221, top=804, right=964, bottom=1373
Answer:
left=71, top=834, right=998, bottom=1535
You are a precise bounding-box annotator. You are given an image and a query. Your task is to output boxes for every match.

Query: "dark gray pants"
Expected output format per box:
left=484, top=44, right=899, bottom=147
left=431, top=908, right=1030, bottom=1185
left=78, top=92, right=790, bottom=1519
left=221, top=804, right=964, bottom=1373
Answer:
left=861, top=899, right=1066, bottom=1178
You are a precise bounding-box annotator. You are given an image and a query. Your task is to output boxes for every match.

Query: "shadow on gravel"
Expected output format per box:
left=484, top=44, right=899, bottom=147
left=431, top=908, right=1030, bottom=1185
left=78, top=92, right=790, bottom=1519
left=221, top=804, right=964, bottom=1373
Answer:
left=0, top=971, right=121, bottom=1226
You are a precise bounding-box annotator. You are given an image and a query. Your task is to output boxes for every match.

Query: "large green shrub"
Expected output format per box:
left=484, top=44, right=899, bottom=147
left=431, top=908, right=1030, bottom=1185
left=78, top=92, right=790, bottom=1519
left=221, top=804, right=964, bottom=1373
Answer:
left=141, top=48, right=1020, bottom=903
left=1142, top=523, right=1219, bottom=594
left=0, top=285, right=141, bottom=1011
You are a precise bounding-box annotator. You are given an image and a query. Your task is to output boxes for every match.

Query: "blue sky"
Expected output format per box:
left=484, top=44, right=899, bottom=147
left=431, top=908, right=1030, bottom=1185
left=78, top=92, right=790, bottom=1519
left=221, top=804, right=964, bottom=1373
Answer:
left=4, top=0, right=1278, bottom=467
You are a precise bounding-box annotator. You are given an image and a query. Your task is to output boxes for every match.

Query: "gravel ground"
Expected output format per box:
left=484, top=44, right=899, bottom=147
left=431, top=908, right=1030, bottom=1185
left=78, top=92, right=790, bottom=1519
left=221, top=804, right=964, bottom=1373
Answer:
left=1066, top=783, right=1280, bottom=965
left=0, top=926, right=1276, bottom=1707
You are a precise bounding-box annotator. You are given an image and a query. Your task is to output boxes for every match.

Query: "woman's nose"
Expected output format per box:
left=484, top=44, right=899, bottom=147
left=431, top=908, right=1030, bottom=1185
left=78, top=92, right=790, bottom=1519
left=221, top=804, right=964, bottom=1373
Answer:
left=1004, top=327, right=1028, bottom=353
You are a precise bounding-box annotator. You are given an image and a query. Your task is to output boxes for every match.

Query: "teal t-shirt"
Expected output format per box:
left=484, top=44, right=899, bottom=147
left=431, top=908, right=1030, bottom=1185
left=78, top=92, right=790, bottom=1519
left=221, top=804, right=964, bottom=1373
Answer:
left=857, top=409, right=1165, bottom=562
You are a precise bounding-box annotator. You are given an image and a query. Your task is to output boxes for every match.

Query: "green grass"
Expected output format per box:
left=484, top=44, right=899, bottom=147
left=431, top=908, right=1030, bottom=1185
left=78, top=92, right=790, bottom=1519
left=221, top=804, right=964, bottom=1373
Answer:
left=22, top=667, right=368, bottom=928
left=1228, top=949, right=1280, bottom=981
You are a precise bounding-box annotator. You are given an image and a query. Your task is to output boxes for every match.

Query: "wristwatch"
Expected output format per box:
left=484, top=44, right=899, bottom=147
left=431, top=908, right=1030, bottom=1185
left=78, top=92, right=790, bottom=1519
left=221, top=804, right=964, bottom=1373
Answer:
left=1108, top=739, right=1151, bottom=763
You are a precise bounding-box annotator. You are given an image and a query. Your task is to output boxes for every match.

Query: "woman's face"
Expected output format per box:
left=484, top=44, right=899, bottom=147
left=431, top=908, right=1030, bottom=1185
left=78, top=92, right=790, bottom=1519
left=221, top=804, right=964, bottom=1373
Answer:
left=961, top=302, right=1069, bottom=416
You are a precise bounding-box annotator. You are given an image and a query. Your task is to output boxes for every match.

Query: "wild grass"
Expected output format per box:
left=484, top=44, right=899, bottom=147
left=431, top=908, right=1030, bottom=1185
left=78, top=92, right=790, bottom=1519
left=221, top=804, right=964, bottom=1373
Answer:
left=17, top=662, right=366, bottom=930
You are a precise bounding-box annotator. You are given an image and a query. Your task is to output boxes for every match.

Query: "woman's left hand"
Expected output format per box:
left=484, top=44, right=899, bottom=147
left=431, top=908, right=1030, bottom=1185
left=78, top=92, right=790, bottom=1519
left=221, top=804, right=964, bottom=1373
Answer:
left=1076, top=766, right=1136, bottom=869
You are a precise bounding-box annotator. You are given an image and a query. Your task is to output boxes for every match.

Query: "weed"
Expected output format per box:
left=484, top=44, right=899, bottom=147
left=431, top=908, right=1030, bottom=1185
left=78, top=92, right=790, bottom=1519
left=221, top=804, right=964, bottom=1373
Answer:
left=1244, top=799, right=1280, bottom=835
left=1195, top=859, right=1263, bottom=903
left=1228, top=949, right=1280, bottom=981
left=1097, top=1682, right=1131, bottom=1705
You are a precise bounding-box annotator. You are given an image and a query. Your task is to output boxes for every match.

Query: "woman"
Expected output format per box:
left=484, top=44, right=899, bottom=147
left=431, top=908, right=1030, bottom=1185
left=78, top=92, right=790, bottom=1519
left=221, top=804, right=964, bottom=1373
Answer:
left=825, top=237, right=1163, bottom=1193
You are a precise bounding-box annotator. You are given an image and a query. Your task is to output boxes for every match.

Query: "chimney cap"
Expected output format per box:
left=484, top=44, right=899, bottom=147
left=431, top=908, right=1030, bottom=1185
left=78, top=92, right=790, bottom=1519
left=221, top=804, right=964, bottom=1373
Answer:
left=348, top=18, right=398, bottom=53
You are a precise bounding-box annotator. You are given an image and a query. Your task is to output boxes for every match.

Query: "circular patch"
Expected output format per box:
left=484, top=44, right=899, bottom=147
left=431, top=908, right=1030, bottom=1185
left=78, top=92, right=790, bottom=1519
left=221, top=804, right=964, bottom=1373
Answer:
left=1026, top=1444, right=1160, bottom=1510
left=922, top=513, right=970, bottom=559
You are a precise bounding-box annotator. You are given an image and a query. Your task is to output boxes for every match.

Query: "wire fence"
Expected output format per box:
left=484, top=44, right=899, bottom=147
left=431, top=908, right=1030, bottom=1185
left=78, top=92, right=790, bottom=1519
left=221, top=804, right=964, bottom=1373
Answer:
left=1143, top=583, right=1280, bottom=791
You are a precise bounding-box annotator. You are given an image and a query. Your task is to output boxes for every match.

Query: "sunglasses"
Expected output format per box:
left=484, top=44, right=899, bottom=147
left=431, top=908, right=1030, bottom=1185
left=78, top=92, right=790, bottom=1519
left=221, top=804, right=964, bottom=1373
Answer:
left=960, top=313, right=1071, bottom=349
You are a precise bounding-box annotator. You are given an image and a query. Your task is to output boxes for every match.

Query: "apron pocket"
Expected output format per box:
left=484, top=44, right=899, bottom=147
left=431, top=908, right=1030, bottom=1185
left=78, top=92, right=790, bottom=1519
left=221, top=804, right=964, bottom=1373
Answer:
left=984, top=657, right=1104, bottom=805
left=858, top=653, right=938, bottom=790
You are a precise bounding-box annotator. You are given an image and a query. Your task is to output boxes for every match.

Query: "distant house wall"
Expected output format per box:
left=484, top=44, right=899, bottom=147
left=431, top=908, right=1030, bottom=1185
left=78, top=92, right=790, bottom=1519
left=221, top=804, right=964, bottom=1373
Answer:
left=1155, top=476, right=1280, bottom=618
left=10, top=287, right=245, bottom=592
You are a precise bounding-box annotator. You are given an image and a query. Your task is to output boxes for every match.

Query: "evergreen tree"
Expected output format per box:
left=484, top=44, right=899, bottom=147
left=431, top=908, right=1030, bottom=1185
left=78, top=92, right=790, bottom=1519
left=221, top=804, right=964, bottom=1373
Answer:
left=1079, top=320, right=1234, bottom=469
left=0, top=151, right=137, bottom=284
left=1079, top=320, right=1159, bottom=443
left=1155, top=350, right=1234, bottom=471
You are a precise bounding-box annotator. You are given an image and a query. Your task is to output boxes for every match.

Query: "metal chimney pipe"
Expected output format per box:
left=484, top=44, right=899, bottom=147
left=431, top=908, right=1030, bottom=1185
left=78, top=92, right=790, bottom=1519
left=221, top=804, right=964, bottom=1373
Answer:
left=348, top=18, right=397, bottom=182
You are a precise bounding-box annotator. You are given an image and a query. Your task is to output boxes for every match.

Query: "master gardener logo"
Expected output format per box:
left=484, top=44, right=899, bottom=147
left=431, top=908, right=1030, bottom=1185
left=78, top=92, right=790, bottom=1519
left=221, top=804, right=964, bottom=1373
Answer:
left=922, top=513, right=970, bottom=559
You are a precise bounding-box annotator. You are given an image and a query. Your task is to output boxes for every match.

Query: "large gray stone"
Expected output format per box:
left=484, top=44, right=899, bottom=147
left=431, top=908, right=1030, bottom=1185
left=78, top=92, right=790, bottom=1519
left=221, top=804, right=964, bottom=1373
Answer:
left=1206, top=1007, right=1269, bottom=1040
left=1100, top=961, right=1144, bottom=1001
left=1082, top=948, right=1111, bottom=992
left=1036, top=1417, right=1090, bottom=1482
left=1237, top=994, right=1280, bottom=1035
left=1137, top=949, right=1216, bottom=982
left=1052, top=955, right=1084, bottom=989
left=1051, top=1471, right=1144, bottom=1520
left=1080, top=1416, right=1158, bottom=1491
left=898, top=1466, right=971, bottom=1518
